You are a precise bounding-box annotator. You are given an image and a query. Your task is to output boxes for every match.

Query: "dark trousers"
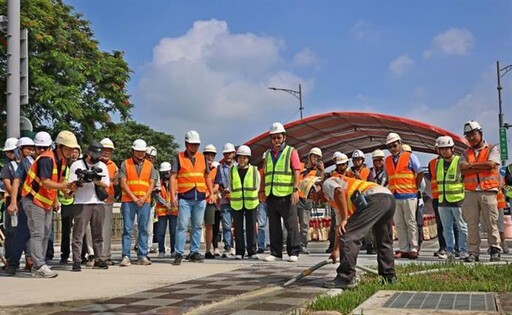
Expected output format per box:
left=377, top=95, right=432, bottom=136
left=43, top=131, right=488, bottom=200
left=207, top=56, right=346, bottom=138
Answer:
left=6, top=200, right=31, bottom=268
left=157, top=215, right=177, bottom=254
left=46, top=212, right=54, bottom=260
left=213, top=210, right=221, bottom=249
left=337, top=193, right=396, bottom=282
left=432, top=199, right=446, bottom=250
left=233, top=208, right=257, bottom=257
left=267, top=195, right=301, bottom=258
left=327, top=206, right=336, bottom=250
left=60, top=206, right=73, bottom=260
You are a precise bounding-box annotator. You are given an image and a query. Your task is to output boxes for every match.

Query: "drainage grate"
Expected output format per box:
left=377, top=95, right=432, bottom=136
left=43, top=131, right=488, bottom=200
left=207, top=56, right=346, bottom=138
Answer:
left=382, top=292, right=497, bottom=311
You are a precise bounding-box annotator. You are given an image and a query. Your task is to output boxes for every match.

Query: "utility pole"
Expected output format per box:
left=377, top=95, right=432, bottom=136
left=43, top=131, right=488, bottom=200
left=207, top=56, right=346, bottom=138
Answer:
left=497, top=60, right=512, bottom=166
left=6, top=0, right=21, bottom=138
left=268, top=83, right=304, bottom=119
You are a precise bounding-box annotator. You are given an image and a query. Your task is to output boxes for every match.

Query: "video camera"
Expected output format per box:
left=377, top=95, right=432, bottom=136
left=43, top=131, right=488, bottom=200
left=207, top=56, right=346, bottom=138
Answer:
left=75, top=167, right=104, bottom=187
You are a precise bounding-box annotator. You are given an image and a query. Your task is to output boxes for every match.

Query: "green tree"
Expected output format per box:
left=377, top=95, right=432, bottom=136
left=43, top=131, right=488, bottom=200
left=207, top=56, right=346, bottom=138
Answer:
left=0, top=0, right=132, bottom=143
left=95, top=121, right=180, bottom=168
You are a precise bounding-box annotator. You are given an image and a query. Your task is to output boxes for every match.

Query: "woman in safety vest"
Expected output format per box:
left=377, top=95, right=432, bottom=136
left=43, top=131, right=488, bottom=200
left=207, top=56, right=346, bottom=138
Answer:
left=229, top=145, right=260, bottom=260
left=155, top=162, right=177, bottom=258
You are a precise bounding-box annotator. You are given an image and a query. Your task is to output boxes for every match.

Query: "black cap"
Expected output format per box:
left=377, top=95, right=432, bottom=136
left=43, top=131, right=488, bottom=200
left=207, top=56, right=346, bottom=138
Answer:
left=87, top=141, right=104, bottom=158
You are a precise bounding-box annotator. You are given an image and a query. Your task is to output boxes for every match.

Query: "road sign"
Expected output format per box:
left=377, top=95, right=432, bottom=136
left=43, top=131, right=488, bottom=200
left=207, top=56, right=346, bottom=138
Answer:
left=500, top=127, right=508, bottom=161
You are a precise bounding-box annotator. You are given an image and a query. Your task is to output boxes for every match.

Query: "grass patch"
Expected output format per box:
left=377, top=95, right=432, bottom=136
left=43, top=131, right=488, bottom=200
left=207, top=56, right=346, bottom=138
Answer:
left=307, top=263, right=512, bottom=315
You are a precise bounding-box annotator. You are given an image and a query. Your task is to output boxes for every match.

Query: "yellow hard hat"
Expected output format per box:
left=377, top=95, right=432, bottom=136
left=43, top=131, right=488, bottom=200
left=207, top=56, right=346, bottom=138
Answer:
left=55, top=131, right=80, bottom=149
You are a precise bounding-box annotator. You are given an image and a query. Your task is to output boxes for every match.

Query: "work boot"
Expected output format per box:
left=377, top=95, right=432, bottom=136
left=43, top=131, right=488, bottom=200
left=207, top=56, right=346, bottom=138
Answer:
left=323, top=275, right=357, bottom=289
left=189, top=252, right=204, bottom=263
left=490, top=247, right=501, bottom=262
left=464, top=254, right=479, bottom=263
left=172, top=254, right=183, bottom=266
left=72, top=261, right=81, bottom=272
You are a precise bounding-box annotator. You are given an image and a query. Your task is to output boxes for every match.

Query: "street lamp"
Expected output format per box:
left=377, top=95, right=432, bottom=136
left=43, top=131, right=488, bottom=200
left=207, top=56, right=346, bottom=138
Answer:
left=497, top=60, right=512, bottom=165
left=268, top=83, right=304, bottom=119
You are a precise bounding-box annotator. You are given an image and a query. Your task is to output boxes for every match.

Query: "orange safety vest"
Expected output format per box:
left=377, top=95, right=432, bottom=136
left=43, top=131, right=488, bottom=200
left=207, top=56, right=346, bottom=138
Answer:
left=298, top=162, right=319, bottom=198
left=429, top=158, right=439, bottom=199
left=176, top=151, right=207, bottom=194
left=497, top=190, right=506, bottom=209
left=347, top=167, right=370, bottom=181
left=329, top=172, right=346, bottom=209
left=21, top=150, right=64, bottom=211
left=385, top=151, right=418, bottom=195
left=121, top=158, right=153, bottom=203
left=463, top=145, right=500, bottom=191
left=105, top=160, right=118, bottom=204
left=330, top=176, right=379, bottom=217
left=206, top=165, right=218, bottom=203
left=155, top=182, right=177, bottom=216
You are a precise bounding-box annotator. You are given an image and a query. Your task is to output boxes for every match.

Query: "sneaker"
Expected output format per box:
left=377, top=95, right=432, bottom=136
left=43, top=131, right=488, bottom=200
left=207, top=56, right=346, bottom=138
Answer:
left=138, top=256, right=152, bottom=265
left=33, top=265, right=58, bottom=278
left=433, top=249, right=445, bottom=257
left=86, top=255, right=95, bottom=267
left=149, top=247, right=157, bottom=254
left=189, top=252, right=204, bottom=263
left=222, top=248, right=231, bottom=258
left=59, top=258, right=69, bottom=265
left=93, top=259, right=109, bottom=269
left=464, top=254, right=480, bottom=263
left=213, top=248, right=221, bottom=256
left=490, top=248, right=501, bottom=262
left=158, top=252, right=165, bottom=258
left=454, top=250, right=461, bottom=258
left=205, top=252, right=215, bottom=259
left=248, top=255, right=259, bottom=260
left=458, top=252, right=468, bottom=260
left=235, top=255, right=243, bottom=260
left=263, top=255, right=282, bottom=262
left=288, top=255, right=299, bottom=262
left=257, top=248, right=265, bottom=254
left=120, top=256, right=131, bottom=267
left=5, top=265, right=16, bottom=276
left=71, top=261, right=81, bottom=272
left=323, top=275, right=357, bottom=289
left=172, top=254, right=183, bottom=266
left=300, top=247, right=310, bottom=255
left=437, top=252, right=448, bottom=259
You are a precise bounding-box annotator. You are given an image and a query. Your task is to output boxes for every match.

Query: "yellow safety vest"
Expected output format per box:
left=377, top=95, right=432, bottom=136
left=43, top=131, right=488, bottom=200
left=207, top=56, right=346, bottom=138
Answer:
left=436, top=156, right=464, bottom=203
left=58, top=167, right=74, bottom=206
left=230, top=165, right=259, bottom=210
left=264, top=146, right=294, bottom=197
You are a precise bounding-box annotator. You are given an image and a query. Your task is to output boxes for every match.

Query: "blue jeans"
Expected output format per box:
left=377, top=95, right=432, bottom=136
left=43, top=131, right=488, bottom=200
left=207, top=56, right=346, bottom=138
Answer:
left=157, top=215, right=177, bottom=254
left=438, top=206, right=468, bottom=253
left=220, top=203, right=233, bottom=250
left=175, top=199, right=206, bottom=255
left=257, top=202, right=267, bottom=250
left=121, top=202, right=151, bottom=258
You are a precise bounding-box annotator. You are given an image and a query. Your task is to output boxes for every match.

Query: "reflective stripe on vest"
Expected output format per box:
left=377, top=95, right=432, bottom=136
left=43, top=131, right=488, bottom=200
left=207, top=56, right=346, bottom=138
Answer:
left=21, top=150, right=61, bottom=211
left=58, top=167, right=74, bottom=206
left=176, top=152, right=207, bottom=193
left=206, top=166, right=218, bottom=203
left=155, top=182, right=177, bottom=216
left=121, top=158, right=153, bottom=202
left=436, top=156, right=464, bottom=203
left=463, top=146, right=500, bottom=191
left=230, top=165, right=259, bottom=210
left=385, top=151, right=418, bottom=194
left=265, top=145, right=294, bottom=197
left=298, top=162, right=318, bottom=198
left=105, top=160, right=118, bottom=203
left=329, top=173, right=345, bottom=209
left=344, top=176, right=379, bottom=216
left=347, top=167, right=370, bottom=180
left=498, top=191, right=506, bottom=209
left=429, top=158, right=439, bottom=199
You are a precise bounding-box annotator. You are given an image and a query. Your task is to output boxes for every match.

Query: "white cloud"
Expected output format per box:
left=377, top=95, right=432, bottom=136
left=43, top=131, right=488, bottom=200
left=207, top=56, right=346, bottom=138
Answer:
left=350, top=19, right=381, bottom=42
left=293, top=48, right=319, bottom=66
left=389, top=55, right=415, bottom=77
left=135, top=19, right=311, bottom=149
left=423, top=28, right=474, bottom=59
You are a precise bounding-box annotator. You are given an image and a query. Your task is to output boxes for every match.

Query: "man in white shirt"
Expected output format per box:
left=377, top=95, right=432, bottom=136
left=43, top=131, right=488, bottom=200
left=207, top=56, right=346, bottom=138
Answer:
left=68, top=141, right=110, bottom=272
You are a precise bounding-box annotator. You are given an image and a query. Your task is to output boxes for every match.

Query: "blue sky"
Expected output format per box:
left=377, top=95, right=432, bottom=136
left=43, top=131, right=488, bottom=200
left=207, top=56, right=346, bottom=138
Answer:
left=67, top=0, right=512, bottom=161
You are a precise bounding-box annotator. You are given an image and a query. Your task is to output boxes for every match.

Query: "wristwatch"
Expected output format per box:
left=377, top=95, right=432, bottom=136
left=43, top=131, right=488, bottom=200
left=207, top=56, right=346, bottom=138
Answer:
left=293, top=187, right=299, bottom=193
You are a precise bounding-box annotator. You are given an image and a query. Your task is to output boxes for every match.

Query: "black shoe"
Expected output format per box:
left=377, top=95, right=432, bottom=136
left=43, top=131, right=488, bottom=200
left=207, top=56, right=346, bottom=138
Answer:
left=205, top=252, right=215, bottom=259
left=93, top=259, right=109, bottom=269
left=323, top=275, right=357, bottom=289
left=189, top=252, right=204, bottom=263
left=490, top=247, right=501, bottom=262
left=257, top=248, right=265, bottom=254
left=464, top=254, right=480, bottom=263
left=172, top=254, right=183, bottom=266
left=81, top=257, right=88, bottom=265
left=366, top=244, right=377, bottom=255
left=382, top=275, right=397, bottom=285
left=4, top=265, right=16, bottom=276
left=185, top=253, right=191, bottom=260
left=59, top=258, right=69, bottom=265
left=72, top=261, right=81, bottom=272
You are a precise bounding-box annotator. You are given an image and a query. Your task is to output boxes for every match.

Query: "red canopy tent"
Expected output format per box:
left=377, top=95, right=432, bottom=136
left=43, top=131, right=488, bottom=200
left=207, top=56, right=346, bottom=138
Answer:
left=244, top=112, right=469, bottom=168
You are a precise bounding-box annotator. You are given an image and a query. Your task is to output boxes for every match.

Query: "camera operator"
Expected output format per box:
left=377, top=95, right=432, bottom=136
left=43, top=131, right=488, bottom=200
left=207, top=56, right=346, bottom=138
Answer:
left=68, top=141, right=110, bottom=272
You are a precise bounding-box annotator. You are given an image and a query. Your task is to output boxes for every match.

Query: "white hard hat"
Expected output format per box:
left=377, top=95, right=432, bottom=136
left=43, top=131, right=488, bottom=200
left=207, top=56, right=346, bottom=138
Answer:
left=309, top=147, right=322, bottom=158
left=34, top=132, right=52, bottom=147
left=222, top=142, right=236, bottom=153
left=434, top=136, right=443, bottom=148
left=185, top=130, right=201, bottom=144
left=269, top=122, right=286, bottom=135
left=464, top=120, right=482, bottom=134
left=299, top=176, right=322, bottom=198
left=3, top=137, right=18, bottom=151
left=132, top=139, right=147, bottom=151
left=100, top=138, right=115, bottom=149
left=55, top=131, right=80, bottom=149
left=372, top=149, right=385, bottom=159
left=352, top=150, right=364, bottom=159
left=203, top=144, right=217, bottom=154
left=402, top=144, right=412, bottom=152
left=386, top=132, right=401, bottom=145
left=17, top=137, right=35, bottom=148
left=236, top=145, right=252, bottom=157
left=146, top=145, right=157, bottom=157
left=332, top=151, right=342, bottom=160
left=335, top=153, right=349, bottom=164
left=437, top=136, right=454, bottom=148
left=159, top=161, right=172, bottom=172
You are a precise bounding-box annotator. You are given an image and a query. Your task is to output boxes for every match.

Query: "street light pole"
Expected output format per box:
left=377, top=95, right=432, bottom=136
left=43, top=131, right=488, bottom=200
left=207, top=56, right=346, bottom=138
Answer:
left=497, top=60, right=512, bottom=165
left=268, top=83, right=304, bottom=119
